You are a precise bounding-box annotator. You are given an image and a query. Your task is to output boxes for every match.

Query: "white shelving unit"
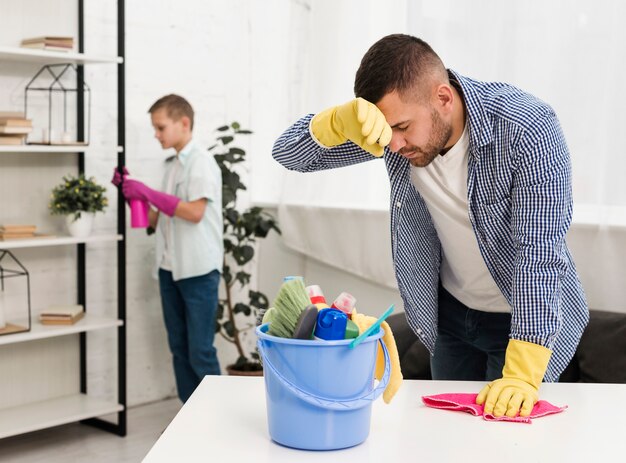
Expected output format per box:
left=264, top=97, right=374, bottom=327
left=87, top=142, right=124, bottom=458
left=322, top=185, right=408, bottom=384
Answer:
left=0, top=145, right=124, bottom=153
left=0, top=0, right=127, bottom=440
left=0, top=394, right=124, bottom=439
left=0, top=45, right=121, bottom=65
left=0, top=234, right=122, bottom=250
left=0, top=313, right=123, bottom=347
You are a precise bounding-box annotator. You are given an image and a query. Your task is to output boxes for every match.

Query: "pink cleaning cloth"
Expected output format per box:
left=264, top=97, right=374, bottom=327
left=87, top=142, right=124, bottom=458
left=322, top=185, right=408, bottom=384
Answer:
left=422, top=393, right=567, bottom=424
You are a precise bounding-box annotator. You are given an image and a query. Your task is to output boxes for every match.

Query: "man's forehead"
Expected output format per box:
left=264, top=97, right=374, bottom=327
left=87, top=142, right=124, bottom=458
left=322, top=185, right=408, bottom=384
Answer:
left=376, top=93, right=426, bottom=127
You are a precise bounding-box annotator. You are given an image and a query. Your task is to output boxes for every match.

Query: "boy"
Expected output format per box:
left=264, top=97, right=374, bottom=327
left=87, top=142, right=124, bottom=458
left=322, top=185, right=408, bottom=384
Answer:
left=113, top=94, right=223, bottom=402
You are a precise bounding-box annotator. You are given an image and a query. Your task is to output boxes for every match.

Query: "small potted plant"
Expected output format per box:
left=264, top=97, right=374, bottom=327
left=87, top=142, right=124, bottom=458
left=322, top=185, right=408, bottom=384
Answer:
left=49, top=173, right=108, bottom=237
left=211, top=122, right=281, bottom=375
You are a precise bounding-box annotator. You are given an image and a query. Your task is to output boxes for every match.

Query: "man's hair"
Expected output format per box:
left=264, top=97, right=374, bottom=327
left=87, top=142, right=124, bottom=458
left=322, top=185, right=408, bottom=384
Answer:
left=354, top=34, right=448, bottom=104
left=148, top=94, right=195, bottom=130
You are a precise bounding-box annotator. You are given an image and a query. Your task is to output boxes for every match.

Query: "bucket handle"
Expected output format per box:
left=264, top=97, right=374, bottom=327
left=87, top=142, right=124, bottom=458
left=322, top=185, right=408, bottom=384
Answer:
left=257, top=338, right=391, bottom=411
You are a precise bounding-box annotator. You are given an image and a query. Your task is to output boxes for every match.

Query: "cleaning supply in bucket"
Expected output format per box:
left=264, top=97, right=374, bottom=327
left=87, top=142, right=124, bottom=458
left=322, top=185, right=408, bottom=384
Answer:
left=331, top=291, right=357, bottom=317
left=262, top=276, right=402, bottom=398
left=305, top=284, right=330, bottom=309
left=267, top=279, right=310, bottom=338
left=352, top=307, right=403, bottom=404
left=313, top=308, right=348, bottom=340
left=349, top=304, right=395, bottom=349
left=292, top=305, right=318, bottom=339
left=261, top=307, right=276, bottom=324
left=256, top=323, right=391, bottom=450
left=344, top=319, right=359, bottom=339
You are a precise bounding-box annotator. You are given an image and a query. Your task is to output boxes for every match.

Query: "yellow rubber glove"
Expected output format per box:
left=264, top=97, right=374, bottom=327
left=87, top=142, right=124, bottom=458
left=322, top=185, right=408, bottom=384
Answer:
left=476, top=339, right=552, bottom=417
left=310, top=97, right=392, bottom=157
left=351, top=310, right=402, bottom=403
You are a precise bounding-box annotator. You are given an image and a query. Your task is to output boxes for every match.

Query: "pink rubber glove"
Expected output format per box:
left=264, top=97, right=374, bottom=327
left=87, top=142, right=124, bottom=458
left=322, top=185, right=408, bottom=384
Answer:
left=111, top=167, right=129, bottom=187
left=122, top=179, right=180, bottom=217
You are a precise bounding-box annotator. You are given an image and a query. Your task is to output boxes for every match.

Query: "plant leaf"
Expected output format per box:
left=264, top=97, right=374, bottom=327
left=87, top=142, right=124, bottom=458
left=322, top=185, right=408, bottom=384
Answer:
left=234, top=303, right=251, bottom=316
left=218, top=135, right=234, bottom=145
left=233, top=245, right=254, bottom=265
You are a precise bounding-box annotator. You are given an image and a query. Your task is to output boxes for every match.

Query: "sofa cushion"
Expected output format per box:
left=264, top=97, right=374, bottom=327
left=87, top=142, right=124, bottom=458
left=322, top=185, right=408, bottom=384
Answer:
left=387, top=312, right=431, bottom=380
left=571, top=310, right=626, bottom=383
left=388, top=310, right=626, bottom=383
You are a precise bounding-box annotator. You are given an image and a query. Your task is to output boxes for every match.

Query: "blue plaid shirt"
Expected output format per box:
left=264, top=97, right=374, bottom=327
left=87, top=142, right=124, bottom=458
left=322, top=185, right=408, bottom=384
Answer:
left=272, top=71, right=589, bottom=381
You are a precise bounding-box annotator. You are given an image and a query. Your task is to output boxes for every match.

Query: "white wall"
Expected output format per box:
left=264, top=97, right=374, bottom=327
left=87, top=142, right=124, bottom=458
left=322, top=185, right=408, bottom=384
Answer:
left=406, top=0, right=626, bottom=207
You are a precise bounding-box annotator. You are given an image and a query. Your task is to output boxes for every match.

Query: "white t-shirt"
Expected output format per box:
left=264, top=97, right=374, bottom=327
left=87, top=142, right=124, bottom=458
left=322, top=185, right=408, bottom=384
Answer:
left=159, top=157, right=181, bottom=271
left=155, top=139, right=224, bottom=281
left=410, top=124, right=510, bottom=313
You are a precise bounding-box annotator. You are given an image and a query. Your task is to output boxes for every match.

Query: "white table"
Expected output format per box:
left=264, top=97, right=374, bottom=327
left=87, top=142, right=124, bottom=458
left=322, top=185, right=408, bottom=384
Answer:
left=143, top=376, right=626, bottom=462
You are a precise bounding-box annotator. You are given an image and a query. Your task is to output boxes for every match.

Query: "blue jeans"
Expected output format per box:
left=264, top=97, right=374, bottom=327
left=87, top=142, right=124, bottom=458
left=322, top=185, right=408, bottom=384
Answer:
left=430, top=286, right=510, bottom=381
left=159, top=269, right=221, bottom=403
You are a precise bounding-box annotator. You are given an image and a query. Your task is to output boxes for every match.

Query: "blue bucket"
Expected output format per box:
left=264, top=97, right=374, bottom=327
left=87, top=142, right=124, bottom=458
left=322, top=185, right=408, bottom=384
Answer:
left=256, top=323, right=390, bottom=450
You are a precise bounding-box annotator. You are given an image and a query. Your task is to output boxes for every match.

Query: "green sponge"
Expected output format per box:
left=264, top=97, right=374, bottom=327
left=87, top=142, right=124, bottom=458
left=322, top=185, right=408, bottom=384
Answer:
left=268, top=279, right=310, bottom=338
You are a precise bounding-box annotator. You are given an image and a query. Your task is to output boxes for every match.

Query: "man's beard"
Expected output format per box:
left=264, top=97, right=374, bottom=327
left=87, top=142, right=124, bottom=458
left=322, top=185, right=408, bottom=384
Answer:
left=400, top=109, right=453, bottom=167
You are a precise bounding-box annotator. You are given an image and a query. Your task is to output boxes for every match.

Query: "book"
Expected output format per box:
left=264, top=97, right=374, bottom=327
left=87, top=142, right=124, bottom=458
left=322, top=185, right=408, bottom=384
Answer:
left=21, top=36, right=74, bottom=43
left=0, top=135, right=24, bottom=145
left=0, top=233, right=55, bottom=241
left=0, top=233, right=35, bottom=239
left=40, top=312, right=85, bottom=325
left=40, top=304, right=84, bottom=317
left=0, top=119, right=33, bottom=127
left=0, top=224, right=37, bottom=232
left=0, top=126, right=32, bottom=134
left=20, top=43, right=73, bottom=52
left=27, top=141, right=89, bottom=146
left=0, top=111, right=25, bottom=118
left=39, top=304, right=85, bottom=325
left=21, top=36, right=74, bottom=47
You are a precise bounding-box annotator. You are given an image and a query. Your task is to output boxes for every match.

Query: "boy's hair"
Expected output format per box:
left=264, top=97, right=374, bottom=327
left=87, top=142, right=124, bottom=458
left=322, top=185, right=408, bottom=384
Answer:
left=148, top=94, right=195, bottom=130
left=354, top=34, right=448, bottom=104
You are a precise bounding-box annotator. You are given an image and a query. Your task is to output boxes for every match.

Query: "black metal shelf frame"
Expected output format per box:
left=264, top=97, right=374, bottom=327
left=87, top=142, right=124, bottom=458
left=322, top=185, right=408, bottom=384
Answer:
left=76, top=0, right=127, bottom=437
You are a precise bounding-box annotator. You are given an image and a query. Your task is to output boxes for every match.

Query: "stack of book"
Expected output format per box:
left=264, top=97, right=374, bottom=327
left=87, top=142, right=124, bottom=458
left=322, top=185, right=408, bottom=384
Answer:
left=0, top=224, right=37, bottom=240
left=39, top=305, right=85, bottom=325
left=0, top=112, right=33, bottom=145
left=20, top=36, right=74, bottom=52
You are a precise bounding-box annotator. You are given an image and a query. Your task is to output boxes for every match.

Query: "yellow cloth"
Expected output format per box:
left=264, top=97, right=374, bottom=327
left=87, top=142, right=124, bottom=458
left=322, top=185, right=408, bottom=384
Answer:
left=351, top=310, right=402, bottom=403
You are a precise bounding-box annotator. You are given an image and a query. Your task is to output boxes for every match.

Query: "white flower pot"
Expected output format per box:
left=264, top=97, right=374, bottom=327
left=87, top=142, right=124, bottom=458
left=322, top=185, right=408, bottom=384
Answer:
left=65, top=212, right=95, bottom=238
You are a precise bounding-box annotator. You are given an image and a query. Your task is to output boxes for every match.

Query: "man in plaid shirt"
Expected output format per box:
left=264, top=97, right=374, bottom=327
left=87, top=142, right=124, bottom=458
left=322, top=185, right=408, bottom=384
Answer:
left=272, top=34, right=588, bottom=418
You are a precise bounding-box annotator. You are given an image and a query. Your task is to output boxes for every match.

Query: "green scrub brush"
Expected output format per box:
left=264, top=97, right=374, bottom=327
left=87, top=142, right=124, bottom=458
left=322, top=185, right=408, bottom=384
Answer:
left=262, top=307, right=276, bottom=325
left=268, top=278, right=310, bottom=338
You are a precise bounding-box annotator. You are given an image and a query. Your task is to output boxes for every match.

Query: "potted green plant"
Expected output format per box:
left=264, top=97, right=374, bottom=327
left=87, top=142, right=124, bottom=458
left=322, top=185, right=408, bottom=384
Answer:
left=210, top=122, right=281, bottom=375
left=49, top=173, right=108, bottom=238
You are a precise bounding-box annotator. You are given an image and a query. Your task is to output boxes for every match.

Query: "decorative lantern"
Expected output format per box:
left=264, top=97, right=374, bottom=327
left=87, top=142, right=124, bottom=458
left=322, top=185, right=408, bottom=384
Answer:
left=0, top=250, right=31, bottom=335
left=24, top=63, right=91, bottom=145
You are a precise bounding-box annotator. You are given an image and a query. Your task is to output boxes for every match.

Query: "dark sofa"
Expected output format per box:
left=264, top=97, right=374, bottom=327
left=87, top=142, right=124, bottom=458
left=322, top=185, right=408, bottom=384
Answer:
left=387, top=310, right=626, bottom=383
